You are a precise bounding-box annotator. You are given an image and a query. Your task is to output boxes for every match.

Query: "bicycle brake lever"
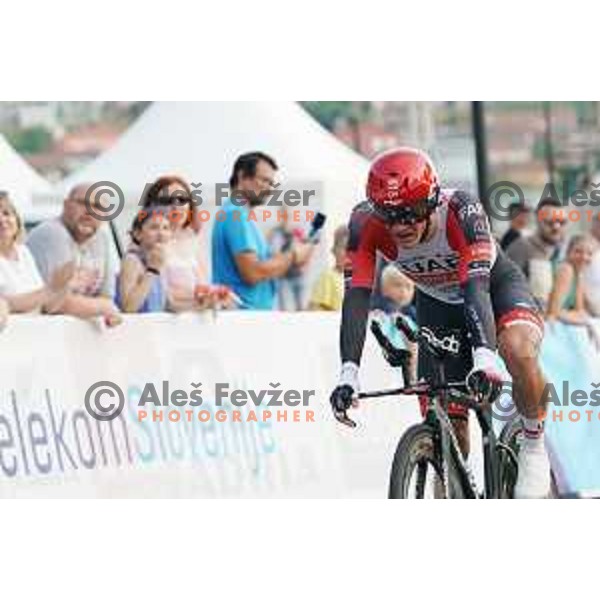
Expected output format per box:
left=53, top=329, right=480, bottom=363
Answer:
left=334, top=409, right=357, bottom=428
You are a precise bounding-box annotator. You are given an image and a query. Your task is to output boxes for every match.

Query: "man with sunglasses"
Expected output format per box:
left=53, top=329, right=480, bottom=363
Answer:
left=330, top=148, right=551, bottom=498
left=506, top=197, right=567, bottom=308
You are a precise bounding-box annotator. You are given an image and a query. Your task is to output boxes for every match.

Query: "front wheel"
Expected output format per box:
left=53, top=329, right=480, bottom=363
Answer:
left=388, top=424, right=466, bottom=499
left=497, top=418, right=522, bottom=498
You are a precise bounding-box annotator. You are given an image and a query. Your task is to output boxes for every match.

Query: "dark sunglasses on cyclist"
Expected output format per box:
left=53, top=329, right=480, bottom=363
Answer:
left=374, top=194, right=440, bottom=225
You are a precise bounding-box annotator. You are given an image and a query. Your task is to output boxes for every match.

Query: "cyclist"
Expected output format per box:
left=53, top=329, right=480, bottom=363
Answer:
left=330, top=147, right=551, bottom=499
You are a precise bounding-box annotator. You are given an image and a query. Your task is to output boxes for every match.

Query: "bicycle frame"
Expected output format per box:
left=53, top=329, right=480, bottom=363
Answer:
left=431, top=353, right=491, bottom=498
left=428, top=392, right=501, bottom=498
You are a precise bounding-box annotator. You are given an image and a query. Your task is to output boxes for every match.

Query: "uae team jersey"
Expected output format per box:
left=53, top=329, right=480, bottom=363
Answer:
left=346, top=189, right=496, bottom=304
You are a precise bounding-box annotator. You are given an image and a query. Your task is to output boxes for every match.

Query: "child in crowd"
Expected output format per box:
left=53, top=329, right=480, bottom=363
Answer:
left=370, top=263, right=417, bottom=385
left=379, top=262, right=417, bottom=321
left=308, top=225, right=348, bottom=311
left=116, top=207, right=172, bottom=313
left=142, top=175, right=236, bottom=310
left=269, top=210, right=307, bottom=311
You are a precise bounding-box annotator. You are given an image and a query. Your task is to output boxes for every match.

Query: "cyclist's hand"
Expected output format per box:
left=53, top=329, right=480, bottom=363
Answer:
left=330, top=362, right=360, bottom=428
left=466, top=347, right=505, bottom=402
left=330, top=385, right=358, bottom=427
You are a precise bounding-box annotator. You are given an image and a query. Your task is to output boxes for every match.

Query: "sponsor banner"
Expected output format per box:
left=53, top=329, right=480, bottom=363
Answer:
left=0, top=313, right=412, bottom=498
left=540, top=319, right=600, bottom=494
left=0, top=313, right=598, bottom=497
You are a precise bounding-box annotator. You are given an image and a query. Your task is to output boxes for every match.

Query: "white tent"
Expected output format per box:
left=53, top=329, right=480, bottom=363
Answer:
left=61, top=102, right=369, bottom=231
left=0, top=134, right=53, bottom=212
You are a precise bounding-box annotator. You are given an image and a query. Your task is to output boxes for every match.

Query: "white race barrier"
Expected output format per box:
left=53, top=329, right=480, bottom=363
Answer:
left=540, top=319, right=600, bottom=495
left=1, top=312, right=598, bottom=498
left=0, top=312, right=418, bottom=498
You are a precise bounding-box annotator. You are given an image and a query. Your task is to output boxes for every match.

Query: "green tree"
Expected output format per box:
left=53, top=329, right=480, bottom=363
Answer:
left=301, top=101, right=357, bottom=130
left=8, top=126, right=53, bottom=154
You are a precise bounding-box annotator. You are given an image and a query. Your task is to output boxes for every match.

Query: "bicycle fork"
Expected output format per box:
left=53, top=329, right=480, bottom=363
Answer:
left=434, top=403, right=480, bottom=498
left=473, top=403, right=500, bottom=499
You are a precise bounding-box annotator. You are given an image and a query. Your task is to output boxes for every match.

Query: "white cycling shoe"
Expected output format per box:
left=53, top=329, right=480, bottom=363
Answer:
left=514, top=434, right=552, bottom=499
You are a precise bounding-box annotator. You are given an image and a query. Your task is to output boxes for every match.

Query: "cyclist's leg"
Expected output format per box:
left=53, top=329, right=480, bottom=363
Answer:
left=490, top=253, right=546, bottom=426
left=415, top=290, right=472, bottom=457
left=491, top=252, right=550, bottom=497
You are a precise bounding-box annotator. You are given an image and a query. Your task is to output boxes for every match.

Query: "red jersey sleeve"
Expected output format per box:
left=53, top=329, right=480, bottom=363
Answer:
left=345, top=202, right=397, bottom=290
left=446, top=191, right=495, bottom=281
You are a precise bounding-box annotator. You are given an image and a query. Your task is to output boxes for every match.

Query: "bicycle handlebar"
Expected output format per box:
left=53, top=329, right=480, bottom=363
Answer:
left=358, top=380, right=468, bottom=400
left=364, top=313, right=468, bottom=402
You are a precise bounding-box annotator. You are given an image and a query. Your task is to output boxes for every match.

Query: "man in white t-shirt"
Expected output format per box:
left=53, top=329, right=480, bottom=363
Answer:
left=585, top=211, right=600, bottom=316
left=27, top=183, right=121, bottom=325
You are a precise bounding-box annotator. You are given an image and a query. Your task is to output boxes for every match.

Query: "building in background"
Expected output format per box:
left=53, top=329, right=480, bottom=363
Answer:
left=372, top=101, right=436, bottom=149
left=0, top=101, right=149, bottom=180
left=332, top=120, right=399, bottom=157
left=2, top=101, right=600, bottom=204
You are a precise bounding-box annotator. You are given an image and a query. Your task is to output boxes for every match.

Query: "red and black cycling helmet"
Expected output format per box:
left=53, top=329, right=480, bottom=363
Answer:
left=366, top=147, right=440, bottom=224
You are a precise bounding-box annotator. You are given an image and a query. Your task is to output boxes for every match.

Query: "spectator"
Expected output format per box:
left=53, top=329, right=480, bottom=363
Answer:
left=547, top=234, right=599, bottom=349
left=141, top=175, right=232, bottom=310
left=584, top=211, right=600, bottom=316
left=506, top=197, right=567, bottom=307
left=27, top=183, right=121, bottom=326
left=371, top=264, right=417, bottom=385
left=500, top=203, right=532, bottom=250
left=269, top=209, right=307, bottom=311
left=546, top=234, right=594, bottom=323
left=0, top=297, right=8, bottom=331
left=116, top=207, right=171, bottom=313
left=212, top=152, right=312, bottom=310
left=0, top=191, right=74, bottom=315
left=309, top=225, right=348, bottom=311
left=380, top=262, right=416, bottom=320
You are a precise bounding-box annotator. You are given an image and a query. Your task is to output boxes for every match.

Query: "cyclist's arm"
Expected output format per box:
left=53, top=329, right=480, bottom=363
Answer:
left=339, top=206, right=396, bottom=366
left=340, top=287, right=372, bottom=365
left=339, top=216, right=375, bottom=366
left=447, top=191, right=497, bottom=350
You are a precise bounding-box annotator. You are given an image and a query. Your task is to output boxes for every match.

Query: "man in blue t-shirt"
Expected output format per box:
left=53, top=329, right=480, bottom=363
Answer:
left=212, top=152, right=312, bottom=310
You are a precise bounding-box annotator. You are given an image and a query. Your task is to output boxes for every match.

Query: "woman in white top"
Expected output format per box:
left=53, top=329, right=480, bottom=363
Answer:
left=0, top=297, right=8, bottom=330
left=0, top=192, right=74, bottom=314
left=584, top=214, right=600, bottom=316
